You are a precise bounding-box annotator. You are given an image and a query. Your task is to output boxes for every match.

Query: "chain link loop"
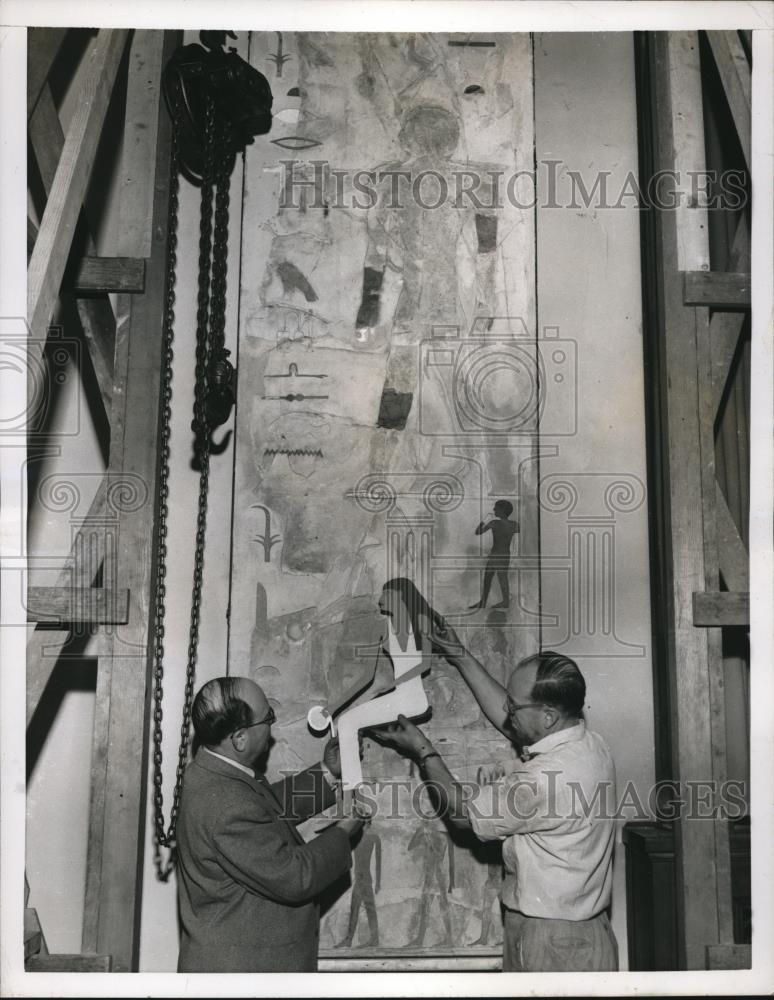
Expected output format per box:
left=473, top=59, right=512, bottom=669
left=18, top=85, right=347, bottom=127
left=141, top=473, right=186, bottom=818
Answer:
left=151, top=87, right=236, bottom=881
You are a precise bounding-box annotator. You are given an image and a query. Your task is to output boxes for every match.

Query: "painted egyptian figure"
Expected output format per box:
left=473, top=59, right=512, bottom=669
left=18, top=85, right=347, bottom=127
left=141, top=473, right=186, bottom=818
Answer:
left=308, top=577, right=443, bottom=790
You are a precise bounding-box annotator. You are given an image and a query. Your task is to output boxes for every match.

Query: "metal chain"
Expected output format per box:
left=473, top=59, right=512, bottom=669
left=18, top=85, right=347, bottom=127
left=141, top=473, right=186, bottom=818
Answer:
left=150, top=83, right=183, bottom=881
left=209, top=135, right=232, bottom=364
left=151, top=89, right=219, bottom=881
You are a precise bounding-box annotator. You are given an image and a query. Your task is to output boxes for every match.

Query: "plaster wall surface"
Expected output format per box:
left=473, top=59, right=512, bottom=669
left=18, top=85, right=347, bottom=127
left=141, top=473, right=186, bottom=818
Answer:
left=534, top=32, right=657, bottom=969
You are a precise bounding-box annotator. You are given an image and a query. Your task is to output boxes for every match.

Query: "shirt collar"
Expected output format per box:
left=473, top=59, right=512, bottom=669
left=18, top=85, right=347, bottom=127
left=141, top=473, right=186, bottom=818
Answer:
left=203, top=746, right=255, bottom=778
left=523, top=719, right=586, bottom=757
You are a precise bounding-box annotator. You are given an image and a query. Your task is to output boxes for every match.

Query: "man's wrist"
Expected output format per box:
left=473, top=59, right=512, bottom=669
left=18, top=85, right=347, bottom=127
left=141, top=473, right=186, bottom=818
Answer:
left=320, top=761, right=340, bottom=787
left=448, top=649, right=474, bottom=669
left=414, top=745, right=440, bottom=764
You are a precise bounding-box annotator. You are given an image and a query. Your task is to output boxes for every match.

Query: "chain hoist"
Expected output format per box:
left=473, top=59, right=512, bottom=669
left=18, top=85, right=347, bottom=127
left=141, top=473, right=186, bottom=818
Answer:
left=151, top=32, right=272, bottom=880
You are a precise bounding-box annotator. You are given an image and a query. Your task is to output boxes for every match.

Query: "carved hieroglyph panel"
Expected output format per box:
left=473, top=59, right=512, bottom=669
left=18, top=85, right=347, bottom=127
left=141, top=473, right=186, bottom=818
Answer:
left=230, top=31, right=536, bottom=958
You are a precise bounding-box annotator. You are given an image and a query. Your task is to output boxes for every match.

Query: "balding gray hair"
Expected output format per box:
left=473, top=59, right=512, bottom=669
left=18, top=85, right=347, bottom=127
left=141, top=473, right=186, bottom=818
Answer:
left=191, top=677, right=253, bottom=748
left=517, top=651, right=586, bottom=718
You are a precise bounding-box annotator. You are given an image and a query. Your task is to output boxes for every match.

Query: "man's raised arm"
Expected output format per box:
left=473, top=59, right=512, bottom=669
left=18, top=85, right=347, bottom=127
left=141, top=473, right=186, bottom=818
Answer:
left=428, top=621, right=510, bottom=736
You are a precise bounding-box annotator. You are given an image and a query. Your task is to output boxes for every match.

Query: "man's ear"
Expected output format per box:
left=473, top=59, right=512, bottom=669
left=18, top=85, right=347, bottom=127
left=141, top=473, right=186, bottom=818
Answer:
left=542, top=705, right=560, bottom=730
left=231, top=729, right=247, bottom=753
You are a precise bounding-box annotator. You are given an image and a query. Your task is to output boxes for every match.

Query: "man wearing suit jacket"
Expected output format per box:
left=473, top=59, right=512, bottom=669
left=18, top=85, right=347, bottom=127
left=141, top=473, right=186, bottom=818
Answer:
left=176, top=676, right=363, bottom=972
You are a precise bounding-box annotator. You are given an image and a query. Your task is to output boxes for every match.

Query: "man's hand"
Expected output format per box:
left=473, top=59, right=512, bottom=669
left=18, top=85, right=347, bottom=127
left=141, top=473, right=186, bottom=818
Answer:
left=337, top=796, right=370, bottom=838
left=322, top=736, right=342, bottom=779
left=427, top=619, right=466, bottom=663
left=323, top=734, right=364, bottom=779
left=338, top=815, right=366, bottom=838
left=368, top=714, right=433, bottom=761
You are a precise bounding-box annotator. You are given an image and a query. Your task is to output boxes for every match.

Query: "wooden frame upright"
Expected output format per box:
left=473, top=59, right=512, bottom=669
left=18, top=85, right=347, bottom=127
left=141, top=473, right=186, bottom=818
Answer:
left=25, top=28, right=180, bottom=971
left=637, top=30, right=751, bottom=971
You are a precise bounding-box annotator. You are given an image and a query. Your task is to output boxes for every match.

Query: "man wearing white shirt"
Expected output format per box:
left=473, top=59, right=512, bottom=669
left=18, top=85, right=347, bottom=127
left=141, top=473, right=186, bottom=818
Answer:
left=373, top=632, right=618, bottom=972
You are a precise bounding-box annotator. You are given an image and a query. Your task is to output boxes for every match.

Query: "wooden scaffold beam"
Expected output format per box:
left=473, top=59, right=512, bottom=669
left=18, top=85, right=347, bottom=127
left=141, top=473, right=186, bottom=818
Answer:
left=80, top=30, right=179, bottom=972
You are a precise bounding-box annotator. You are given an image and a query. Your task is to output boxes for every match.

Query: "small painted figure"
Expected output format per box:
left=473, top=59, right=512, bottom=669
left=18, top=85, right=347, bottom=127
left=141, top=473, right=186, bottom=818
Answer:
left=406, top=820, right=454, bottom=948
left=469, top=500, right=519, bottom=610
left=475, top=856, right=503, bottom=946
left=336, top=819, right=382, bottom=948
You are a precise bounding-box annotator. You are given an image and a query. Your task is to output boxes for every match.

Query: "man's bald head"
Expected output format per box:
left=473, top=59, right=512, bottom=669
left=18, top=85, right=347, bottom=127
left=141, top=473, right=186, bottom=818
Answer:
left=192, top=677, right=270, bottom=748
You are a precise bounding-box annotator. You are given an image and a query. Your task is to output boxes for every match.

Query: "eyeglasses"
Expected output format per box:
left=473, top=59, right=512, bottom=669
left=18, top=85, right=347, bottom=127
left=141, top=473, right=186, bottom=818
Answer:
left=237, top=707, right=276, bottom=732
left=505, top=699, right=542, bottom=715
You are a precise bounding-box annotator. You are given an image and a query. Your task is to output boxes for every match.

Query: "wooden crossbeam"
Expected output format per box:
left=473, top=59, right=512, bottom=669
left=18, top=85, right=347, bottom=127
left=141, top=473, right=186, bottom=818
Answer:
left=77, top=300, right=116, bottom=416
left=28, top=83, right=116, bottom=417
left=24, top=909, right=46, bottom=962
left=706, top=31, right=751, bottom=170
left=715, top=484, right=749, bottom=591
left=72, top=257, right=145, bottom=294
left=27, top=954, right=112, bottom=973
left=26, top=586, right=129, bottom=625
left=26, top=476, right=108, bottom=727
left=27, top=217, right=38, bottom=260
left=27, top=27, right=68, bottom=119
left=27, top=629, right=73, bottom=727
left=692, top=591, right=749, bottom=627
left=708, top=215, right=750, bottom=416
left=709, top=310, right=747, bottom=414
left=28, top=83, right=63, bottom=195
left=684, top=271, right=751, bottom=310
left=27, top=29, right=129, bottom=393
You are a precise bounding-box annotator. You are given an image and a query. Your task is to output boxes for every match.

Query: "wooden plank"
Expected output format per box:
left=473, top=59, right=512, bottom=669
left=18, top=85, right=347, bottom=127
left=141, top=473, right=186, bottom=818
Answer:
left=319, top=955, right=502, bottom=972
left=651, top=33, right=723, bottom=969
left=72, top=257, right=145, bottom=294
left=706, top=943, right=751, bottom=970
left=28, top=84, right=63, bottom=193
left=695, top=294, right=735, bottom=946
left=709, top=214, right=750, bottom=416
left=27, top=629, right=73, bottom=727
left=27, top=216, right=38, bottom=260
left=28, top=84, right=116, bottom=418
left=82, top=30, right=179, bottom=972
left=117, top=31, right=166, bottom=258
left=76, top=298, right=115, bottom=416
left=710, top=310, right=746, bottom=414
left=695, top=291, right=735, bottom=947
left=667, top=32, right=710, bottom=272
left=692, top=592, right=749, bottom=627
left=27, top=29, right=129, bottom=391
left=26, top=587, right=129, bottom=624
left=715, top=484, right=749, bottom=591
left=24, top=905, right=48, bottom=960
left=24, top=910, right=44, bottom=961
left=684, top=271, right=751, bottom=309
left=706, top=31, right=751, bottom=170
left=26, top=476, right=107, bottom=727
left=27, top=27, right=68, bottom=119
left=27, top=954, right=112, bottom=973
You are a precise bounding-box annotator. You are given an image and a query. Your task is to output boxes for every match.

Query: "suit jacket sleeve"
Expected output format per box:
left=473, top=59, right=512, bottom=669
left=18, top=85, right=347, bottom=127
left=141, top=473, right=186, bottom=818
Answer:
left=270, top=763, right=338, bottom=824
left=213, top=789, right=351, bottom=905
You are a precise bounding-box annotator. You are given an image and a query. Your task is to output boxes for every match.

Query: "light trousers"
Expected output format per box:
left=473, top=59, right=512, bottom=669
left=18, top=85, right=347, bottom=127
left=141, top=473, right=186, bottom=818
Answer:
left=502, top=908, right=618, bottom=972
